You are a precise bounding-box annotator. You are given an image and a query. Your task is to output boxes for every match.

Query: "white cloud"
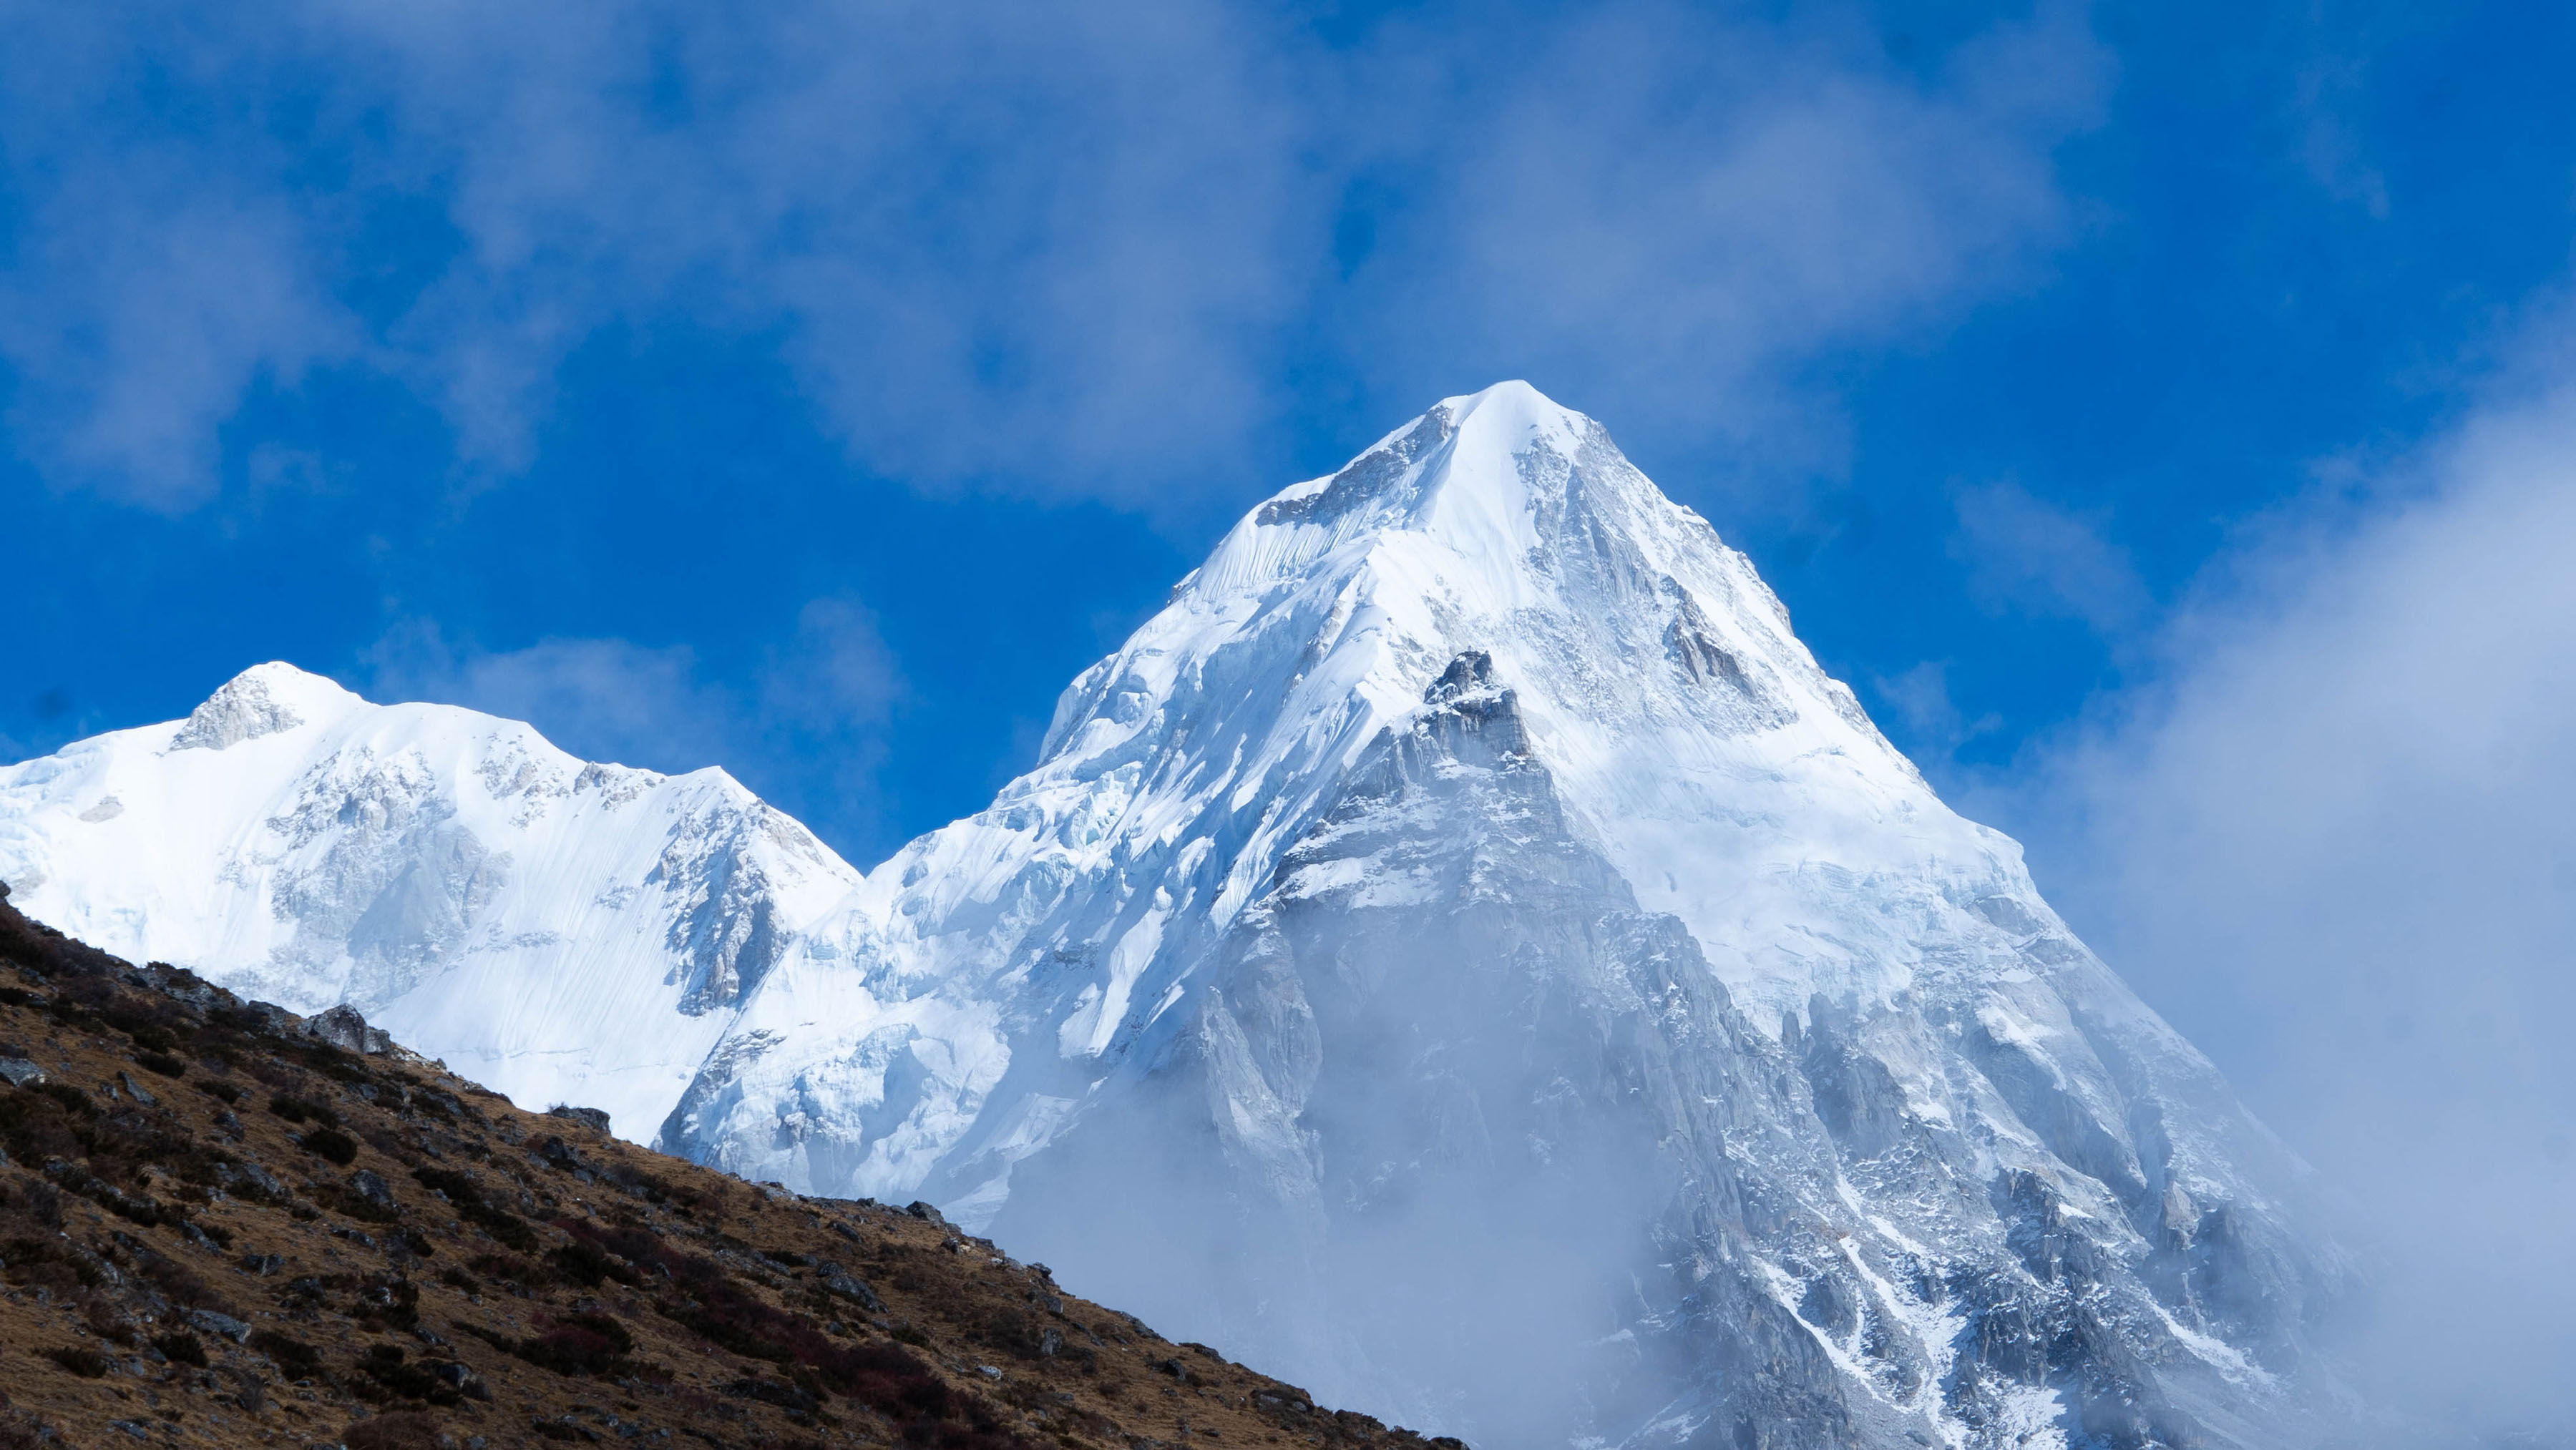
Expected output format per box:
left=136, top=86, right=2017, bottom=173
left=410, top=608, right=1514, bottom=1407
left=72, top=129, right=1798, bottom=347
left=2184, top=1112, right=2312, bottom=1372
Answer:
left=0, top=133, right=358, bottom=507
left=757, top=597, right=901, bottom=742
left=363, top=626, right=733, bottom=773
left=1948, top=477, right=2151, bottom=632
left=360, top=597, right=903, bottom=853
left=0, top=0, right=1315, bottom=509
left=1987, top=336, right=2576, bottom=1436
left=2293, top=54, right=2391, bottom=220
left=1869, top=660, right=2004, bottom=760
left=0, top=0, right=2107, bottom=514
left=1339, top=0, right=2109, bottom=482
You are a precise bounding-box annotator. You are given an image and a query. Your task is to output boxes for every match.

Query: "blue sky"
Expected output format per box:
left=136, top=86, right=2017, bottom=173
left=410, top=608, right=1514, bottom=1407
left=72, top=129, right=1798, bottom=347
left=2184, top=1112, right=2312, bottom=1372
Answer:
left=5, top=0, right=2568, bottom=864
left=9, top=3, right=2576, bottom=1424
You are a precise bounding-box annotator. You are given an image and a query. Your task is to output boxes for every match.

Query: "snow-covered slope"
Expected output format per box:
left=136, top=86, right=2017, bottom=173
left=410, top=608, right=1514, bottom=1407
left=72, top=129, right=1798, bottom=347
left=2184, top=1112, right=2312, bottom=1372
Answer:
left=0, top=664, right=862, bottom=1135
left=661, top=384, right=2350, bottom=1446
left=0, top=383, right=2350, bottom=1448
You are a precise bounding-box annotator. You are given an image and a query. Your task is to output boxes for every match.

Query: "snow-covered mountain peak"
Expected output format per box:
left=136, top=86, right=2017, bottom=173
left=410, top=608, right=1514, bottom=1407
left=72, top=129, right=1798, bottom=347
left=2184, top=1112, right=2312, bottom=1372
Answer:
left=1, top=387, right=2348, bottom=1448
left=167, top=661, right=364, bottom=752
left=1247, top=378, right=1587, bottom=549
left=0, top=672, right=864, bottom=1136
left=627, top=389, right=2341, bottom=1447
left=1012, top=380, right=1985, bottom=1027
left=1187, top=378, right=1626, bottom=609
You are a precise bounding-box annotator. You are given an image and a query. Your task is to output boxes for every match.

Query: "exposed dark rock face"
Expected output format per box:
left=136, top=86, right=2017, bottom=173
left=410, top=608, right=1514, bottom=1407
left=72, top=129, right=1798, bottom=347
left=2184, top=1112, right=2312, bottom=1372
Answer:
left=652, top=805, right=794, bottom=1014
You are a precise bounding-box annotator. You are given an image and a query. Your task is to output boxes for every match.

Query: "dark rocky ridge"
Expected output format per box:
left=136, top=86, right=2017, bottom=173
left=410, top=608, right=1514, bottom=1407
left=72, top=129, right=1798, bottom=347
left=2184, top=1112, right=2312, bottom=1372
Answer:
left=0, top=882, right=1453, bottom=1450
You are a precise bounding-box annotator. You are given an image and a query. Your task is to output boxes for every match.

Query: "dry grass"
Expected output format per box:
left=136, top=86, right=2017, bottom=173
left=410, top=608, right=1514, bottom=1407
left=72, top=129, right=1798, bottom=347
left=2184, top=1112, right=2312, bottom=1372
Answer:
left=0, top=884, right=1463, bottom=1450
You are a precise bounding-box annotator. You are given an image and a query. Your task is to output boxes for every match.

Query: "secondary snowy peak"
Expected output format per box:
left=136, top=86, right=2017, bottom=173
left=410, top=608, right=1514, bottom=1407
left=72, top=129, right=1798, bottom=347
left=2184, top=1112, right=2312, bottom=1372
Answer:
left=0, top=665, right=863, bottom=1135
left=167, top=661, right=364, bottom=751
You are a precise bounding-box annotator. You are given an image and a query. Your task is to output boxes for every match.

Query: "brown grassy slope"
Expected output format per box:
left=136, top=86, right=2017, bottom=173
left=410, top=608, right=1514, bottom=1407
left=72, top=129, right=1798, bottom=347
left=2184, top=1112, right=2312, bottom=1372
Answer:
left=0, top=884, right=1465, bottom=1450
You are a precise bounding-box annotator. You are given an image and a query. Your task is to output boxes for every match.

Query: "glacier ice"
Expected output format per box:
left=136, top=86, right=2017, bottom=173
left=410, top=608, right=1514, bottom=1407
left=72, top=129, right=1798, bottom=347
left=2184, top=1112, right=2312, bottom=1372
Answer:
left=0, top=383, right=2353, bottom=1448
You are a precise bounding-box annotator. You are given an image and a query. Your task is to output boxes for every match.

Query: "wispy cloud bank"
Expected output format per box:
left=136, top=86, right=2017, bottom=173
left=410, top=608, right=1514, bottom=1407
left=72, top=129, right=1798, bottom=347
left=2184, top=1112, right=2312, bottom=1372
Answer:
left=1989, top=306, right=2576, bottom=1437
left=1870, top=660, right=2006, bottom=758
left=0, top=0, right=2107, bottom=514
left=1340, top=2, right=2107, bottom=475
left=1950, top=478, right=2151, bottom=632
left=361, top=597, right=903, bottom=853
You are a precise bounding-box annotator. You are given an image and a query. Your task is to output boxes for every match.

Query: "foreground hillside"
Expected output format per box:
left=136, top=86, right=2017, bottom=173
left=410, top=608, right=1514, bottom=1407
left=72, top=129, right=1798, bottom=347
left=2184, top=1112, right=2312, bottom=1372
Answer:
left=0, top=883, right=1455, bottom=1450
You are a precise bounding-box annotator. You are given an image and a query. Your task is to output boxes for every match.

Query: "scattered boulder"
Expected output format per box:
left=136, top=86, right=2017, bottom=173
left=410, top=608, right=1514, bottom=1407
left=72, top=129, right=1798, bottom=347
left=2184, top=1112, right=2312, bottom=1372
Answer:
left=185, top=1308, right=253, bottom=1343
left=307, top=1003, right=394, bottom=1054
left=545, top=1104, right=612, bottom=1133
left=240, top=1000, right=302, bottom=1036
left=0, top=1056, right=45, bottom=1086
left=817, top=1263, right=883, bottom=1311
left=1252, top=1389, right=1314, bottom=1416
left=536, top=1136, right=594, bottom=1178
left=215, top=1160, right=284, bottom=1199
